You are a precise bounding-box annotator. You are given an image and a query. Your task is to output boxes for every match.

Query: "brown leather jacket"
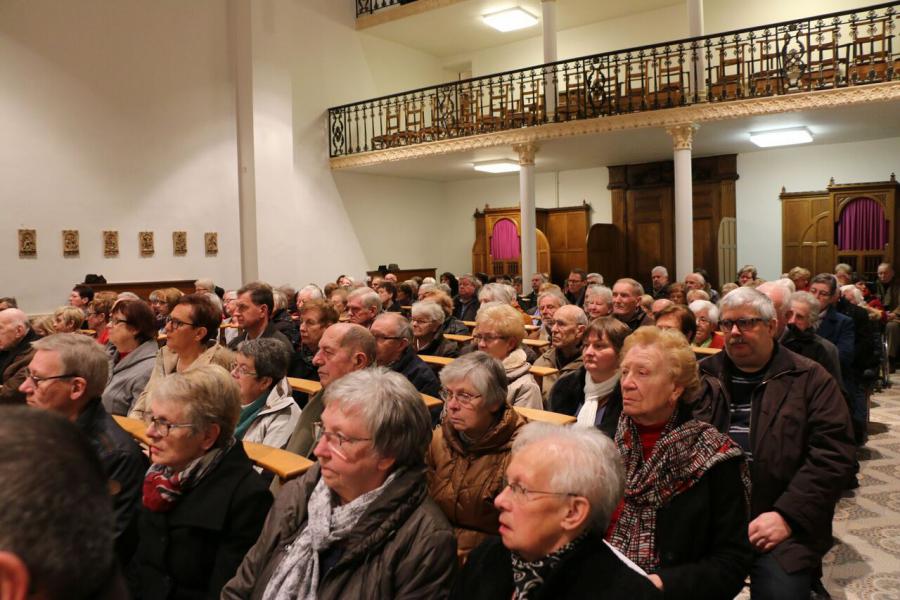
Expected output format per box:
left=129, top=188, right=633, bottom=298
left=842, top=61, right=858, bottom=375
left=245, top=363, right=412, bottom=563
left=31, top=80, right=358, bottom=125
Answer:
left=699, top=344, right=855, bottom=573
left=426, top=404, right=525, bottom=559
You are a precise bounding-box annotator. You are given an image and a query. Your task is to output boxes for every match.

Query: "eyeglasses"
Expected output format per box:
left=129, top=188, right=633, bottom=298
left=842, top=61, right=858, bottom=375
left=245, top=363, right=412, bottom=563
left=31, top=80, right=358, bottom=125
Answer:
left=149, top=299, right=165, bottom=305
left=501, top=478, right=577, bottom=502
left=312, top=421, right=371, bottom=459
left=410, top=318, right=434, bottom=325
left=719, top=317, right=767, bottom=332
left=24, top=369, right=76, bottom=387
left=231, top=364, right=258, bottom=377
left=566, top=279, right=583, bottom=285
left=145, top=415, right=196, bottom=437
left=109, top=317, right=130, bottom=327
left=696, top=316, right=711, bottom=325
left=165, top=315, right=195, bottom=329
left=439, top=388, right=482, bottom=407
left=472, top=334, right=508, bottom=344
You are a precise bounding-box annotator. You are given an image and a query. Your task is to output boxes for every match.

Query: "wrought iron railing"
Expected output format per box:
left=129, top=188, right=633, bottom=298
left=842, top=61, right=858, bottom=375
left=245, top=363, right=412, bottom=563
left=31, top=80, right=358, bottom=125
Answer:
left=357, top=0, right=404, bottom=18
left=332, top=2, right=899, bottom=158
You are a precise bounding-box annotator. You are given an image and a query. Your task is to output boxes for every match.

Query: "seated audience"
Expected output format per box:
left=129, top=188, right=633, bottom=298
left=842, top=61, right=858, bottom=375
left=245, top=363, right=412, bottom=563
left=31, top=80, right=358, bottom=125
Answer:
left=149, top=287, right=183, bottom=332
left=584, top=284, right=614, bottom=319
left=534, top=287, right=567, bottom=342
left=481, top=282, right=532, bottom=325
left=612, top=278, right=653, bottom=331
left=653, top=304, right=697, bottom=343
left=233, top=338, right=301, bottom=449
left=52, top=305, right=84, bottom=333
left=228, top=282, right=293, bottom=352
left=0, top=407, right=125, bottom=600
left=102, top=300, right=159, bottom=416
left=428, top=351, right=527, bottom=559
left=86, top=291, right=116, bottom=346
left=788, top=266, right=811, bottom=292
left=419, top=288, right=469, bottom=334
left=223, top=369, right=457, bottom=598
left=453, top=273, right=481, bottom=322
left=329, top=286, right=349, bottom=319
left=738, top=264, right=759, bottom=286
left=534, top=304, right=588, bottom=399
left=377, top=280, right=403, bottom=312
left=441, top=271, right=460, bottom=297
left=665, top=281, right=688, bottom=305
left=290, top=299, right=340, bottom=381
left=0, top=296, right=17, bottom=310
left=565, top=269, right=588, bottom=307
left=69, top=283, right=94, bottom=310
left=548, top=317, right=630, bottom=436
left=453, top=423, right=659, bottom=600
left=271, top=289, right=300, bottom=348
left=474, top=303, right=542, bottom=409
left=194, top=278, right=215, bottom=294
left=372, top=312, right=441, bottom=398
left=347, top=287, right=382, bottom=329
left=129, top=294, right=235, bottom=420
left=720, top=282, right=739, bottom=296
left=336, top=274, right=354, bottom=287
left=0, top=308, right=39, bottom=403
left=20, top=333, right=146, bottom=562
left=411, top=300, right=460, bottom=358
left=834, top=263, right=854, bottom=287
left=688, top=299, right=723, bottom=348
left=686, top=289, right=710, bottom=303
left=781, top=292, right=842, bottom=381
left=136, top=365, right=272, bottom=598
left=651, top=265, right=670, bottom=299
left=843, top=283, right=883, bottom=321
left=296, top=284, right=324, bottom=310
left=31, top=313, right=56, bottom=337
left=607, top=327, right=752, bottom=598
left=684, top=271, right=719, bottom=303
left=219, top=289, right=240, bottom=346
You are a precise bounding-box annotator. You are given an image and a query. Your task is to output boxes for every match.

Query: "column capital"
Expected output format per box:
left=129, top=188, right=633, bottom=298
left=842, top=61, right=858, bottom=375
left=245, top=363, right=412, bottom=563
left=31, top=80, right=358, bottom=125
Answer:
left=513, top=143, right=539, bottom=166
left=666, top=123, right=699, bottom=150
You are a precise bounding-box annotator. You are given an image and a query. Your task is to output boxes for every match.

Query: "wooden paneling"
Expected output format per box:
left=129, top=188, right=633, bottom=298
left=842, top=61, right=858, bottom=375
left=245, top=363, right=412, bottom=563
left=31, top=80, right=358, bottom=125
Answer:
left=89, top=280, right=195, bottom=301
left=367, top=268, right=436, bottom=280
left=626, top=188, right=674, bottom=285
left=587, top=224, right=620, bottom=284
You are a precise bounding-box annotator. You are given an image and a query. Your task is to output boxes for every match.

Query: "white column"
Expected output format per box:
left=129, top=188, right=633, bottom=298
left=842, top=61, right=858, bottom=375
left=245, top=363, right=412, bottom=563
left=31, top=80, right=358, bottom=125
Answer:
left=515, top=143, right=539, bottom=294
left=686, top=0, right=706, bottom=100
left=666, top=124, right=698, bottom=281
left=541, top=0, right=558, bottom=119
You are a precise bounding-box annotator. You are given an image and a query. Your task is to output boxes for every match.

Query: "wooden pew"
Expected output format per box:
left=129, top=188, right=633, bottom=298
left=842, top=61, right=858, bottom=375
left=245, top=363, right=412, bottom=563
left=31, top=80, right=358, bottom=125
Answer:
left=112, top=415, right=314, bottom=483
left=443, top=333, right=548, bottom=350
left=692, top=346, right=722, bottom=357
left=462, top=320, right=540, bottom=333
left=514, top=406, right=576, bottom=425
left=287, top=377, right=442, bottom=410
left=418, top=355, right=558, bottom=387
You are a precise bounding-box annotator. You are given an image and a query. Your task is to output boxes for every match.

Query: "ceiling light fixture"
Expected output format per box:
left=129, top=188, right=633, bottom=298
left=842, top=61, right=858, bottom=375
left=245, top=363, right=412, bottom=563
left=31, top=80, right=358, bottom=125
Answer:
left=749, top=126, right=814, bottom=148
left=482, top=7, right=539, bottom=32
left=473, top=159, right=521, bottom=173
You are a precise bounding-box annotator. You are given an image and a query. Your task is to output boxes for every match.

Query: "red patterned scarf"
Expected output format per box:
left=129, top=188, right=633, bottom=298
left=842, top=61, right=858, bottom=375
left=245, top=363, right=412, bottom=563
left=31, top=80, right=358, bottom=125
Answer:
left=142, top=439, right=234, bottom=512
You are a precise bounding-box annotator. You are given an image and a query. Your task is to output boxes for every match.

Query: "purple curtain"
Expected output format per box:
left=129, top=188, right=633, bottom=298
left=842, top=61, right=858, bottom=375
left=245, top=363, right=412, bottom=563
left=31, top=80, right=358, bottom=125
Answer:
left=837, top=197, right=888, bottom=251
left=491, top=219, right=521, bottom=260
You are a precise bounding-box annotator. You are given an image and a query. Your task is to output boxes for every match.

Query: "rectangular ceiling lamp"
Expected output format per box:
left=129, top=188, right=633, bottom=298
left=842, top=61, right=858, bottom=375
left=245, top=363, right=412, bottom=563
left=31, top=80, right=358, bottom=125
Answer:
left=482, top=7, right=539, bottom=32
left=749, top=127, right=814, bottom=148
left=473, top=159, right=520, bottom=173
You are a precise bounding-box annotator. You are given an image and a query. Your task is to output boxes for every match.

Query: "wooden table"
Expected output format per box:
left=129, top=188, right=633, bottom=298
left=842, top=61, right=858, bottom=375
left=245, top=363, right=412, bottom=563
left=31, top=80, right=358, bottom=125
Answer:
left=287, top=377, right=442, bottom=410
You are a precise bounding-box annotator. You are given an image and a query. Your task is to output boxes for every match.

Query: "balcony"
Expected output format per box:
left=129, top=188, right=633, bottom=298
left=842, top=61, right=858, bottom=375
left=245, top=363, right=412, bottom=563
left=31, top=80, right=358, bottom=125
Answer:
left=330, top=2, right=899, bottom=160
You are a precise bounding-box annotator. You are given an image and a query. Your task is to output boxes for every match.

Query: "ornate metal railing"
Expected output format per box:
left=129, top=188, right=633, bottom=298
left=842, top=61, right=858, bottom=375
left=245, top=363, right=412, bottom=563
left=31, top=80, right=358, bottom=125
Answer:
left=357, top=0, right=404, bottom=17
left=332, top=2, right=899, bottom=157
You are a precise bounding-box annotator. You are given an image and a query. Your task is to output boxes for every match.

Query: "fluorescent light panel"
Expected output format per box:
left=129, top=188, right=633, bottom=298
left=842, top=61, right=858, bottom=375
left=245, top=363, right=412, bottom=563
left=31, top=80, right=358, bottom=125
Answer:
left=473, top=159, right=520, bottom=173
left=482, top=7, right=539, bottom=32
left=749, top=127, right=813, bottom=148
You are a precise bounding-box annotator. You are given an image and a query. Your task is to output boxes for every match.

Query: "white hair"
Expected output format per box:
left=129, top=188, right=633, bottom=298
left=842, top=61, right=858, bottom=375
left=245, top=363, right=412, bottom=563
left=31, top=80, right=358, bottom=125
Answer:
left=688, top=299, right=719, bottom=324
left=840, top=284, right=864, bottom=305
left=478, top=283, right=516, bottom=305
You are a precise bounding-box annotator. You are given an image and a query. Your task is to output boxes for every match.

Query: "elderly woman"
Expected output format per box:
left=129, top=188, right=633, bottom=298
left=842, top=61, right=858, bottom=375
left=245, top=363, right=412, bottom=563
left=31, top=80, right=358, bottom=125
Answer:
left=427, top=351, right=527, bottom=560
left=584, top=284, right=614, bottom=319
left=606, top=327, right=752, bottom=599
left=52, top=306, right=84, bottom=333
left=474, top=303, right=542, bottom=409
left=788, top=266, right=812, bottom=292
left=452, top=423, right=659, bottom=599
left=329, top=287, right=349, bottom=320
left=420, top=288, right=469, bottom=334
left=86, top=292, right=116, bottom=345
left=136, top=365, right=273, bottom=598
left=689, top=299, right=724, bottom=349
left=232, top=338, right=301, bottom=450
left=129, top=294, right=234, bottom=420
left=738, top=264, right=759, bottom=287
left=149, top=287, right=183, bottom=333
left=288, top=299, right=339, bottom=383
left=223, top=368, right=457, bottom=598
left=101, top=300, right=160, bottom=416
left=411, top=300, right=460, bottom=358
left=479, top=283, right=531, bottom=325
left=548, top=317, right=631, bottom=436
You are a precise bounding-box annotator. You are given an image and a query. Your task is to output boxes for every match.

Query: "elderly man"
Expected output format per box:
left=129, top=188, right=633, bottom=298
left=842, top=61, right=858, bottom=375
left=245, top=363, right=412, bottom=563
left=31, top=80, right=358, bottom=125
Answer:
left=534, top=304, right=587, bottom=400
left=521, top=272, right=546, bottom=312
left=19, top=333, right=146, bottom=563
left=194, top=278, right=215, bottom=295
left=283, top=323, right=375, bottom=461
left=227, top=281, right=292, bottom=352
left=698, top=287, right=854, bottom=599
left=781, top=292, right=842, bottom=381
left=875, top=263, right=900, bottom=370
left=347, top=287, right=382, bottom=329
left=454, top=423, right=658, bottom=599
left=612, top=279, right=653, bottom=332
left=650, top=266, right=669, bottom=299
left=296, top=284, right=324, bottom=310
left=453, top=273, right=481, bottom=322
left=808, top=274, right=855, bottom=380
left=0, top=309, right=39, bottom=403
left=0, top=407, right=127, bottom=600
left=218, top=290, right=240, bottom=346
left=685, top=270, right=720, bottom=304
left=565, top=269, right=588, bottom=307
left=371, top=313, right=440, bottom=398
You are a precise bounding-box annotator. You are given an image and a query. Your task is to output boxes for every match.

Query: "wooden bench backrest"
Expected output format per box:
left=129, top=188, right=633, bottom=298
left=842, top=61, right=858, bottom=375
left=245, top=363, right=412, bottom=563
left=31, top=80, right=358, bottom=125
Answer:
left=286, top=377, right=442, bottom=410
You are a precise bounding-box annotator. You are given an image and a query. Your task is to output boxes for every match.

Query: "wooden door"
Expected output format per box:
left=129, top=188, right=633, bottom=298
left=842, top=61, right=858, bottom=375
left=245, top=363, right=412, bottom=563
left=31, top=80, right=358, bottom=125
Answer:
left=544, top=206, right=590, bottom=286
left=626, top=188, right=674, bottom=285
left=587, top=224, right=620, bottom=283
left=781, top=192, right=833, bottom=275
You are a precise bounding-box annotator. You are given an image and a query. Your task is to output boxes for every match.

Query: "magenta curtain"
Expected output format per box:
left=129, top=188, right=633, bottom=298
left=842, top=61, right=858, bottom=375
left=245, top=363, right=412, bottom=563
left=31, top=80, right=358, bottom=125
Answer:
left=837, top=197, right=888, bottom=251
left=491, top=219, right=521, bottom=260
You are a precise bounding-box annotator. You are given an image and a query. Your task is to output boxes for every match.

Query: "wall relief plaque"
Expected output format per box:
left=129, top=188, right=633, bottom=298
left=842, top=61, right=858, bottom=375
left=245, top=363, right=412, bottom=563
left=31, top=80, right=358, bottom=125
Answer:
left=204, top=232, right=218, bottom=256
left=173, top=231, right=187, bottom=256
left=62, top=230, right=79, bottom=257
left=139, top=231, right=154, bottom=257
left=103, top=231, right=119, bottom=257
left=18, top=229, right=36, bottom=258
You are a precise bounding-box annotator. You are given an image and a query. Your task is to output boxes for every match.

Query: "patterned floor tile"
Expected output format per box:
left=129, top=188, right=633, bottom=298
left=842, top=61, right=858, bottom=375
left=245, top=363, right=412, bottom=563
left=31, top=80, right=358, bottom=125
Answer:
left=834, top=571, right=900, bottom=600
left=847, top=526, right=900, bottom=558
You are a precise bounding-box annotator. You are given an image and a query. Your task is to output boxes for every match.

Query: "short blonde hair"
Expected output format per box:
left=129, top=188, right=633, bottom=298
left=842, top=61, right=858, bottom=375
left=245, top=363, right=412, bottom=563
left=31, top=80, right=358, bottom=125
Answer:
left=153, top=365, right=240, bottom=447
left=419, top=289, right=453, bottom=318
left=53, top=306, right=85, bottom=332
left=622, top=326, right=700, bottom=399
left=475, top=302, right=525, bottom=343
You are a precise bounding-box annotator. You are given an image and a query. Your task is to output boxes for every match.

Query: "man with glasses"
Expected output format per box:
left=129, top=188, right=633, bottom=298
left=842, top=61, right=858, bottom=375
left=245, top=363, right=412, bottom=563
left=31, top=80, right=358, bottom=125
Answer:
left=534, top=304, right=588, bottom=401
left=19, top=333, right=146, bottom=563
left=565, top=269, right=588, bottom=307
left=699, top=287, right=853, bottom=599
left=371, top=312, right=440, bottom=399
left=346, top=287, right=382, bottom=329
left=227, top=281, right=292, bottom=353
left=0, top=308, right=39, bottom=403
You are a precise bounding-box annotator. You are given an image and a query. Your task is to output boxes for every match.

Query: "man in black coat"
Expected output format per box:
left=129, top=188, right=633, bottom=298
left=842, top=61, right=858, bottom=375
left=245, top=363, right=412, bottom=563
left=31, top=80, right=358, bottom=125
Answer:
left=0, top=308, right=39, bottom=403
left=228, top=281, right=293, bottom=353
left=371, top=313, right=440, bottom=398
left=453, top=273, right=481, bottom=322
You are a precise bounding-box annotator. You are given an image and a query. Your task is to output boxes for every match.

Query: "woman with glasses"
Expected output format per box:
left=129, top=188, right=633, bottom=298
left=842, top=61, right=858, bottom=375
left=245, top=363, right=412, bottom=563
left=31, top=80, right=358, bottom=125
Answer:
left=411, top=300, right=460, bottom=358
left=223, top=368, right=457, bottom=599
left=452, top=423, right=660, bottom=599
left=135, top=365, right=272, bottom=599
left=426, top=351, right=526, bottom=561
left=606, top=327, right=752, bottom=599
left=688, top=299, right=725, bottom=349
left=101, top=300, right=159, bottom=416
left=473, top=302, right=542, bottom=409
left=128, top=294, right=234, bottom=420
left=148, top=287, right=183, bottom=333
left=231, top=338, right=300, bottom=452
left=85, top=291, right=116, bottom=346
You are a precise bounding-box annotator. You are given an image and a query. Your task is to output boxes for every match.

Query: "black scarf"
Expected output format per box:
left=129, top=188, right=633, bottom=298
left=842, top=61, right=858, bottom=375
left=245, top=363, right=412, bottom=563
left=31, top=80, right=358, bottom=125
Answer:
left=510, top=532, right=588, bottom=599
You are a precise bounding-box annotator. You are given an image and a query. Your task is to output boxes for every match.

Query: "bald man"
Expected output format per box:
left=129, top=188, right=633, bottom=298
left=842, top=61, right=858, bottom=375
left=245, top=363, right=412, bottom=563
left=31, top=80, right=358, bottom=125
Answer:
left=534, top=304, right=588, bottom=400
left=0, top=309, right=39, bottom=403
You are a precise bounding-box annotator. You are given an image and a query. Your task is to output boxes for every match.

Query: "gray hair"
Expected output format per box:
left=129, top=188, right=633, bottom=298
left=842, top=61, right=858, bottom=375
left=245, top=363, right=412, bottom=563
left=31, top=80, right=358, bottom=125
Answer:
left=652, top=266, right=668, bottom=277
left=31, top=334, right=110, bottom=399
left=374, top=312, right=413, bottom=343
left=775, top=278, right=796, bottom=293
left=348, top=287, right=383, bottom=312
left=537, top=288, right=568, bottom=307
left=718, top=286, right=776, bottom=322
left=272, top=290, right=288, bottom=312
left=614, top=278, right=645, bottom=296
left=458, top=273, right=483, bottom=290
left=513, top=422, right=624, bottom=533
left=556, top=304, right=589, bottom=326
left=840, top=284, right=864, bottom=305
left=790, top=291, right=822, bottom=326
left=116, top=291, right=141, bottom=302
left=586, top=273, right=604, bottom=284
left=688, top=299, right=719, bottom=325
left=323, top=368, right=431, bottom=468
left=439, top=351, right=508, bottom=411
left=479, top=283, right=516, bottom=305
left=153, top=365, right=240, bottom=447
left=299, top=285, right=324, bottom=301
left=437, top=283, right=452, bottom=295
left=422, top=277, right=436, bottom=285
left=584, top=285, right=612, bottom=307
left=418, top=283, right=436, bottom=296
left=411, top=300, right=445, bottom=323
left=204, top=292, right=223, bottom=313
left=236, top=338, right=291, bottom=381
left=195, top=278, right=215, bottom=291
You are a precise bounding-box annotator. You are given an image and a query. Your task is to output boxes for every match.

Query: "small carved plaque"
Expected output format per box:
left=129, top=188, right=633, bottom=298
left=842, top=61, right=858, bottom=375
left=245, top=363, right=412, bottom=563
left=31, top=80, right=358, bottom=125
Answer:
left=173, top=231, right=187, bottom=256
left=204, top=232, right=218, bottom=256
left=139, top=231, right=154, bottom=257
left=18, top=229, right=37, bottom=258
left=62, top=230, right=79, bottom=257
left=103, top=231, right=119, bottom=257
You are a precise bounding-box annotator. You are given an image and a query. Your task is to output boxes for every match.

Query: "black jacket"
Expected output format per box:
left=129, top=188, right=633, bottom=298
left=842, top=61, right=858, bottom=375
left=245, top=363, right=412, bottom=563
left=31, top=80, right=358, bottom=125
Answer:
left=453, top=296, right=479, bottom=322
left=134, top=443, right=272, bottom=600
left=227, top=322, right=292, bottom=354
left=392, top=346, right=441, bottom=398
left=270, top=309, right=300, bottom=349
left=547, top=367, right=622, bottom=438
left=836, top=297, right=877, bottom=373
left=452, top=534, right=660, bottom=600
